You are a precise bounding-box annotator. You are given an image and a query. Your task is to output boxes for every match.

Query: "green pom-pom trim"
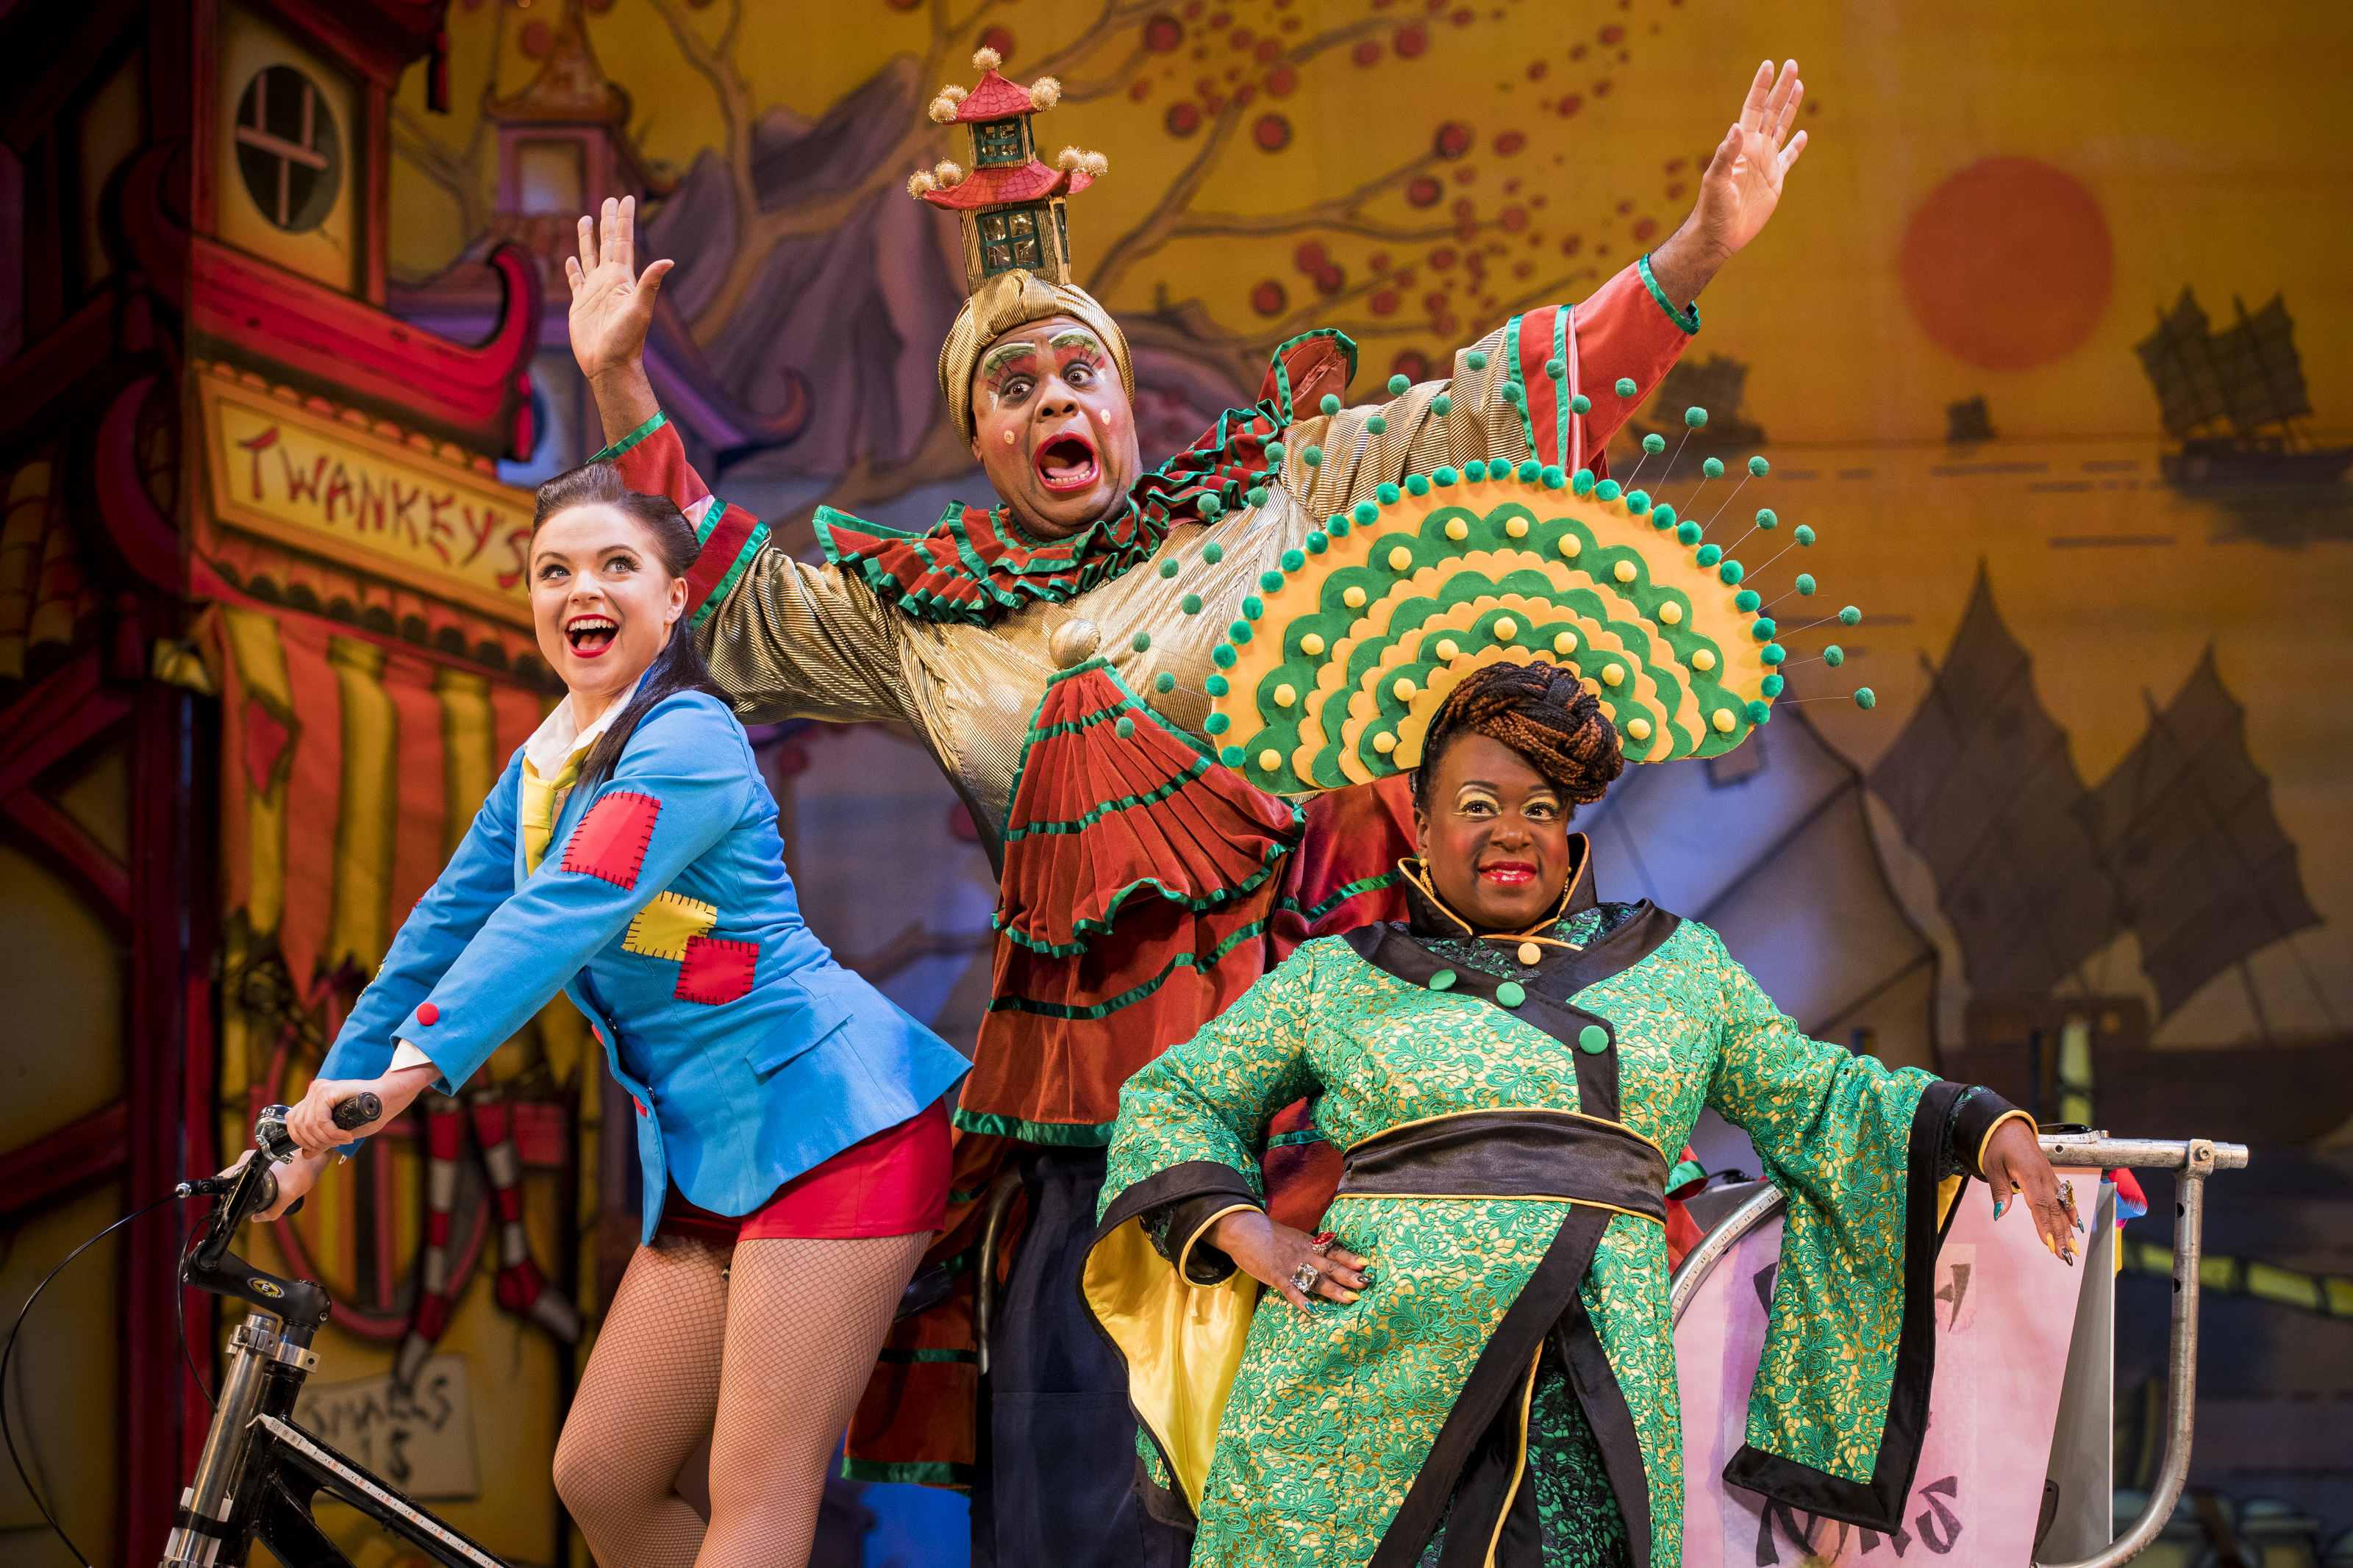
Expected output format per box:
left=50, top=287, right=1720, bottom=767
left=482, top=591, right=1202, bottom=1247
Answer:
left=1243, top=595, right=1264, bottom=619
left=1204, top=712, right=1230, bottom=734
left=1132, top=631, right=1153, bottom=652
left=1429, top=969, right=1458, bottom=992
left=1501, top=384, right=1524, bottom=407
left=1206, top=673, right=1229, bottom=695
left=1516, top=459, right=1540, bottom=482
left=1280, top=548, right=1306, bottom=571
left=1202, top=542, right=1225, bottom=564
left=1696, top=544, right=1721, bottom=566
left=1221, top=745, right=1245, bottom=766
left=1795, top=573, right=1815, bottom=595
left=1677, top=523, right=1702, bottom=545
left=1760, top=642, right=1785, bottom=665
left=1755, top=508, right=1777, bottom=530
left=1159, top=559, right=1179, bottom=579
left=1795, top=525, right=1816, bottom=546
left=1595, top=479, right=1621, bottom=501
left=1259, top=570, right=1285, bottom=592
left=1685, top=406, right=1709, bottom=429
left=1354, top=501, right=1379, bottom=526
left=1746, top=700, right=1771, bottom=724
left=1824, top=645, right=1845, bottom=667
left=1615, top=376, right=1638, bottom=398
left=1718, top=560, right=1745, bottom=585
left=1319, top=393, right=1342, bottom=416
left=1702, top=457, right=1724, bottom=479
left=1115, top=716, right=1135, bottom=739
left=1367, top=415, right=1389, bottom=434
left=1265, top=442, right=1285, bottom=465
left=1752, top=619, right=1777, bottom=642
left=1306, top=531, right=1329, bottom=554
left=1180, top=593, right=1202, bottom=615
left=1854, top=687, right=1876, bottom=709
left=1303, top=445, right=1324, bottom=468
left=1577, top=1025, right=1609, bottom=1054
left=1544, top=357, right=1565, bottom=380
left=1838, top=605, right=1862, bottom=626
left=1571, top=468, right=1596, bottom=495
left=1569, top=393, right=1591, bottom=415
left=1154, top=671, right=1176, bottom=693
left=1435, top=466, right=1459, bottom=487
left=1246, top=486, right=1270, bottom=508
left=1432, top=393, right=1454, bottom=416
left=1199, top=495, right=1224, bottom=520
left=1734, top=589, right=1760, bottom=612
left=1641, top=433, right=1665, bottom=455
left=1496, top=980, right=1527, bottom=1007
left=1229, top=620, right=1254, bottom=643
left=1747, top=456, right=1770, bottom=476
left=1761, top=673, right=1784, bottom=697
left=1466, top=459, right=1489, bottom=482
left=1329, top=515, right=1352, bottom=537
left=1405, top=473, right=1431, bottom=497
left=1388, top=373, right=1411, bottom=395
left=1465, top=350, right=1488, bottom=370
left=1627, top=490, right=1650, bottom=515
left=1541, top=465, right=1565, bottom=489
left=1213, top=643, right=1238, bottom=667
left=1652, top=503, right=1675, bottom=526
left=1376, top=482, right=1402, bottom=504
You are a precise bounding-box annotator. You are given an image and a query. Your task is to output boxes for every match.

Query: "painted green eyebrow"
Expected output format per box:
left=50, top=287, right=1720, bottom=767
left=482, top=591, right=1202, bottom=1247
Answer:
left=1049, top=329, right=1105, bottom=354
left=982, top=343, right=1038, bottom=377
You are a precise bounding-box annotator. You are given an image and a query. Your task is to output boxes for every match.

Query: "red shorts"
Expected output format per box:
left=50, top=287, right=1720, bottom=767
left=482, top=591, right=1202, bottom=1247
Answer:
left=657, top=1099, right=951, bottom=1244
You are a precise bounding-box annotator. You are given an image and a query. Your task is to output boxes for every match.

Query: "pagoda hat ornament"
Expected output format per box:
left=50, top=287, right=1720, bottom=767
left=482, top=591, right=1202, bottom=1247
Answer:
left=912, top=47, right=1130, bottom=440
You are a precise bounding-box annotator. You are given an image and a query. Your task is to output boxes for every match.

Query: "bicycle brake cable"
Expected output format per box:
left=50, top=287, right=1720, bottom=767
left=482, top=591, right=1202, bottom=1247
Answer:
left=1, top=1192, right=180, bottom=1568
left=177, top=1214, right=215, bottom=1409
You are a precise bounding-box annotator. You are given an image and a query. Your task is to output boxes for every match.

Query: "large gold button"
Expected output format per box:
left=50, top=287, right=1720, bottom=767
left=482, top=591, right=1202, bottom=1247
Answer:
left=1517, top=942, right=1542, bottom=965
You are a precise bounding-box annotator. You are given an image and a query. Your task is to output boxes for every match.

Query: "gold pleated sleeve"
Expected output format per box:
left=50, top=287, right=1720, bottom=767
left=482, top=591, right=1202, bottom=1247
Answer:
left=695, top=549, right=915, bottom=727
left=1279, top=316, right=1529, bottom=519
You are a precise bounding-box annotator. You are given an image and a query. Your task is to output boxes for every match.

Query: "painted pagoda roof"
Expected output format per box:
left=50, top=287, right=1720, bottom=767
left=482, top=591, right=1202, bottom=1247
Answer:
left=952, top=68, right=1039, bottom=123
left=921, top=161, right=1094, bottom=212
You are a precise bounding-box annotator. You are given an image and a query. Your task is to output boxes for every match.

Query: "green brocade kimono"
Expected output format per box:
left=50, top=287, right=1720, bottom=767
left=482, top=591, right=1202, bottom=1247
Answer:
left=1082, top=844, right=2024, bottom=1567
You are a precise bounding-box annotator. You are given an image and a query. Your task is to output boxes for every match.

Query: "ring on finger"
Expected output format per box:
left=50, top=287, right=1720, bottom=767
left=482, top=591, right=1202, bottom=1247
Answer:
left=1289, top=1263, right=1320, bottom=1295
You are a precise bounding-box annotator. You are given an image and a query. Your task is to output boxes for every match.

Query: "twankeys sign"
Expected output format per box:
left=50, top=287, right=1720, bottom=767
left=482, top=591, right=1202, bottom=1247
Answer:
left=199, top=368, right=537, bottom=623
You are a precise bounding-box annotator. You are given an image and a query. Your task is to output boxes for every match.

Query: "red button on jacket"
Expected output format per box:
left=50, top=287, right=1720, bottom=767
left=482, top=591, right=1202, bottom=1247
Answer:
left=417, top=1002, right=440, bottom=1025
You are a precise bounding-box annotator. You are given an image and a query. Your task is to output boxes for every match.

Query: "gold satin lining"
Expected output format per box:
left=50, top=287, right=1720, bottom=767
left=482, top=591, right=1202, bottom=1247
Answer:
left=1327, top=1192, right=1664, bottom=1228
left=1485, top=1347, right=1544, bottom=1567
left=1345, top=1105, right=1665, bottom=1161
left=1936, top=1172, right=1965, bottom=1231
left=1080, top=1217, right=1262, bottom=1513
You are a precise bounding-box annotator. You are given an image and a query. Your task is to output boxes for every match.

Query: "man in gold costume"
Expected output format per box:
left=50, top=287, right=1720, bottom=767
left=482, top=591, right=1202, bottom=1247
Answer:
left=565, top=47, right=1810, bottom=1566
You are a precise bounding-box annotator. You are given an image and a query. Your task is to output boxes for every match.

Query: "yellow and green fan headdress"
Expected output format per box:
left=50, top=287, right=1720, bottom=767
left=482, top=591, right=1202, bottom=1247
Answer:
left=1202, top=446, right=1870, bottom=794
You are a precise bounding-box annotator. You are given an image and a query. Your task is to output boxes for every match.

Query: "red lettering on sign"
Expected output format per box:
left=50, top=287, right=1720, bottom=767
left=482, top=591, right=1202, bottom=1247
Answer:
left=462, top=504, right=499, bottom=565
left=322, top=462, right=355, bottom=523
left=239, top=427, right=281, bottom=499
left=355, top=471, right=389, bottom=534
left=498, top=527, right=532, bottom=590
left=279, top=447, right=329, bottom=506
left=392, top=482, right=422, bottom=545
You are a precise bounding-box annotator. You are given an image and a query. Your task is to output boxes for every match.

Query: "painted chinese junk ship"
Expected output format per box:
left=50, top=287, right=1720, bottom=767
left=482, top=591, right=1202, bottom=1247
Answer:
left=2136, top=287, right=2353, bottom=489
left=1629, top=354, right=1768, bottom=454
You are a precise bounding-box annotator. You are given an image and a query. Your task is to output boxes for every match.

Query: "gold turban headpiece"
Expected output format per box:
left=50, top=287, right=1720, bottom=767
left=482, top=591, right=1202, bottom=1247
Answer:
left=938, top=270, right=1134, bottom=444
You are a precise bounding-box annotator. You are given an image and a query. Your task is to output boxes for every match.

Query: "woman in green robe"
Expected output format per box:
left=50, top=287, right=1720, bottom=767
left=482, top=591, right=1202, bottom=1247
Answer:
left=1081, top=662, right=2077, bottom=1567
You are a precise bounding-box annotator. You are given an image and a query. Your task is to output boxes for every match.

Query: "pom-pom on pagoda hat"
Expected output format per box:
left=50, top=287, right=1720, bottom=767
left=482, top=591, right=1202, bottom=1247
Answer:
left=912, top=48, right=1131, bottom=441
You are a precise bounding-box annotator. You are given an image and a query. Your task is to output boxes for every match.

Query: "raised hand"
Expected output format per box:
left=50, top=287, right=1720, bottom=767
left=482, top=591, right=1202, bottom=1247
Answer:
left=1691, top=60, right=1808, bottom=259
left=565, top=195, right=674, bottom=387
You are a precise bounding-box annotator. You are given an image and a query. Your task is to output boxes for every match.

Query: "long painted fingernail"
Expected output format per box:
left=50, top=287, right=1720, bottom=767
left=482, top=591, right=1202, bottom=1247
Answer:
left=1993, top=1198, right=2004, bottom=1219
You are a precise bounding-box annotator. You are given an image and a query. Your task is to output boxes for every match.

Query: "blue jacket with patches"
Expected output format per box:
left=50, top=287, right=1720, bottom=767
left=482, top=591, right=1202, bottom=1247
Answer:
left=320, top=690, right=970, bottom=1244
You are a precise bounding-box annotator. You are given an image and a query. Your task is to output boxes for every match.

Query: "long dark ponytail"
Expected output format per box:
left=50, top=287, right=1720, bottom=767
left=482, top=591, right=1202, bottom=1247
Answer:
left=532, top=461, right=726, bottom=788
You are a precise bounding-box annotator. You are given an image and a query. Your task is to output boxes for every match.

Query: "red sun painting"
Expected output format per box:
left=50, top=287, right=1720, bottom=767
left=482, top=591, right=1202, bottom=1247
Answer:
left=1900, top=157, right=2114, bottom=371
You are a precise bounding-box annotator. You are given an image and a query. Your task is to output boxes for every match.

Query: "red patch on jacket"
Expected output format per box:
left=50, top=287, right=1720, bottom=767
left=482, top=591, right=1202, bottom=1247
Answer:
left=676, top=935, right=757, bottom=1004
left=563, top=792, right=661, bottom=889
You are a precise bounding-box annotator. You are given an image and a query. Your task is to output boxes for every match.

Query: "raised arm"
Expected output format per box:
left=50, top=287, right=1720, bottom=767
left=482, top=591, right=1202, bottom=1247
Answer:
left=566, top=198, right=914, bottom=728
left=1284, top=60, right=1811, bottom=511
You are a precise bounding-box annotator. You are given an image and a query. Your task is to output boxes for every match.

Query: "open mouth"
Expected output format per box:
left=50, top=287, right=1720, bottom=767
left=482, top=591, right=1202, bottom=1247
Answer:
left=1034, top=432, right=1101, bottom=493
left=1479, top=860, right=1538, bottom=887
left=565, top=613, right=618, bottom=657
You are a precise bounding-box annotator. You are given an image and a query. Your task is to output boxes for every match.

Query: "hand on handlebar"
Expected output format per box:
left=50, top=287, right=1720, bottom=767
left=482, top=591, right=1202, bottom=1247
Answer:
left=282, top=1064, right=435, bottom=1155
left=212, top=1148, right=330, bottom=1222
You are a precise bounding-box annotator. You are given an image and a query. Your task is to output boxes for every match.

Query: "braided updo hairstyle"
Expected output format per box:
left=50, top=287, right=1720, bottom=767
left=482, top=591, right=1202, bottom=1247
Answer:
left=1410, top=662, right=1624, bottom=815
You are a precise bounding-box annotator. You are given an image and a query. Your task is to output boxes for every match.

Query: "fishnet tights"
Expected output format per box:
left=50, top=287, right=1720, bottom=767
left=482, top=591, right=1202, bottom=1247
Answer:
left=554, top=1231, right=929, bottom=1568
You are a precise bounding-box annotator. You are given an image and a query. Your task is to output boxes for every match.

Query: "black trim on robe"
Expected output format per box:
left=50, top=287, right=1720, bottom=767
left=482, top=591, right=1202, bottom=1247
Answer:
left=1090, top=1160, right=1263, bottom=1286
left=1720, top=1078, right=1971, bottom=1531
left=1338, top=1110, right=1668, bottom=1223
left=1951, top=1086, right=2028, bottom=1180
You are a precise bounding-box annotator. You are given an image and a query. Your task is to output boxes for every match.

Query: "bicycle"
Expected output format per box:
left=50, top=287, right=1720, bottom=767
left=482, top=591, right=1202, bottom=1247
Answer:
left=161, top=1096, right=510, bottom=1568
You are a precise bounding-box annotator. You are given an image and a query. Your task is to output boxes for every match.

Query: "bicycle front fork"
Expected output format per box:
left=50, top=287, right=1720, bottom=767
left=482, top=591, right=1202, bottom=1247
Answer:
left=161, top=1312, right=320, bottom=1568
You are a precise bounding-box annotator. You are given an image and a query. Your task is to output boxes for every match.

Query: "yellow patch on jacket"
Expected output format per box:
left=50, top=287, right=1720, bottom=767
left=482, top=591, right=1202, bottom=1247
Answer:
left=624, top=891, right=719, bottom=959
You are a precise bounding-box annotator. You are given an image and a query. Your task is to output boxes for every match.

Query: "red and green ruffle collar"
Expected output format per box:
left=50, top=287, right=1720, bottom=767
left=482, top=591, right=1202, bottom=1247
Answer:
left=816, top=329, right=1357, bottom=626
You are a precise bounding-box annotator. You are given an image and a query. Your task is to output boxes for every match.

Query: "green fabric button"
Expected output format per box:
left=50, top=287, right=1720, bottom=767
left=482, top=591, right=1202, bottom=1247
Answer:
left=1495, top=981, right=1526, bottom=1008
left=1577, top=1025, right=1610, bottom=1053
left=1429, top=970, right=1457, bottom=992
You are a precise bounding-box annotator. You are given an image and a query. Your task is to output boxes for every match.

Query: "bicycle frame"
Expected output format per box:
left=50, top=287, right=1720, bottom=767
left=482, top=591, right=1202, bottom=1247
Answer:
left=164, top=1145, right=510, bottom=1568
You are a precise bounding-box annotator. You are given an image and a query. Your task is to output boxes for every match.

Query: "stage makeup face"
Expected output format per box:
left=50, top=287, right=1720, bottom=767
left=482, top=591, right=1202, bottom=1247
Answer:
left=1413, top=733, right=1577, bottom=932
left=529, top=501, right=690, bottom=720
left=968, top=315, right=1141, bottom=540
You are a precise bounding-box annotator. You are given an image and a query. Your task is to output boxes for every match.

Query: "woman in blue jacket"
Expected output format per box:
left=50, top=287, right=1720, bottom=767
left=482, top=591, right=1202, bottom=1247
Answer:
left=261, top=462, right=971, bottom=1567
